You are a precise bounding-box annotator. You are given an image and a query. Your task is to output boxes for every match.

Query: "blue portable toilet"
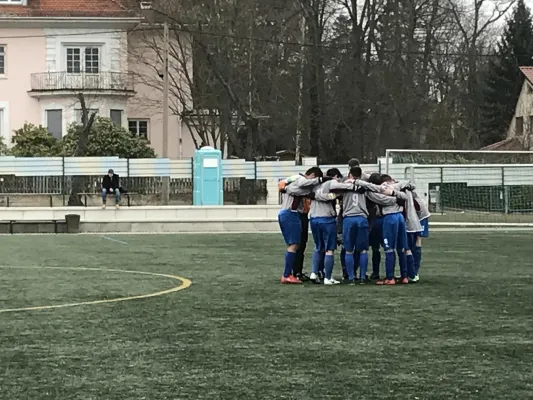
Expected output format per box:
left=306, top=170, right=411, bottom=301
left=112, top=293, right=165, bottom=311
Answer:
left=193, top=146, right=223, bottom=205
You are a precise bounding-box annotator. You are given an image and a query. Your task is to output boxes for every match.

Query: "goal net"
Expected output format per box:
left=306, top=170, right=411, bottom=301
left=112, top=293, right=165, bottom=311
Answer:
left=384, top=149, right=533, bottom=227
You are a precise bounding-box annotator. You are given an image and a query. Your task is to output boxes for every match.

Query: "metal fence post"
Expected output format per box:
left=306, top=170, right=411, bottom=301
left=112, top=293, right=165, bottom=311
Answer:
left=502, top=167, right=509, bottom=214
left=62, top=157, right=66, bottom=206
left=439, top=167, right=443, bottom=214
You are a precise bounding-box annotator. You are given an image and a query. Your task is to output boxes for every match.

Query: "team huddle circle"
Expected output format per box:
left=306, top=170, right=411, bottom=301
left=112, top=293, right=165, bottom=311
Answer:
left=278, top=162, right=429, bottom=286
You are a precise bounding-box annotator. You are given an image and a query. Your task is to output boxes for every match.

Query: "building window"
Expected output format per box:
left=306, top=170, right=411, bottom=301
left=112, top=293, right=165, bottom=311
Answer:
left=0, top=45, right=5, bottom=75
left=0, top=0, right=23, bottom=3
left=128, top=119, right=149, bottom=138
left=516, top=116, right=524, bottom=135
left=110, top=109, right=123, bottom=126
left=75, top=108, right=99, bottom=124
left=46, top=110, right=63, bottom=140
left=66, top=46, right=100, bottom=73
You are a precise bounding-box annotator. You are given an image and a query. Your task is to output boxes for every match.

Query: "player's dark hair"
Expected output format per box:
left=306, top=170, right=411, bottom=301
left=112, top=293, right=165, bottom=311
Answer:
left=305, top=167, right=323, bottom=178
left=368, top=173, right=382, bottom=185
left=348, top=158, right=360, bottom=168
left=349, top=166, right=362, bottom=179
left=326, top=168, right=342, bottom=178
left=381, top=174, right=393, bottom=182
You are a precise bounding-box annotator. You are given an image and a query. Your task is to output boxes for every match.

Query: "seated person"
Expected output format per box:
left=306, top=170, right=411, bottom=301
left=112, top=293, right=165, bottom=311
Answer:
left=101, top=169, right=120, bottom=209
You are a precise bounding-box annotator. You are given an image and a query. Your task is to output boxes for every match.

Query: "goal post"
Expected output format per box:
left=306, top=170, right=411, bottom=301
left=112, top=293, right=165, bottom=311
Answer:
left=384, top=149, right=533, bottom=227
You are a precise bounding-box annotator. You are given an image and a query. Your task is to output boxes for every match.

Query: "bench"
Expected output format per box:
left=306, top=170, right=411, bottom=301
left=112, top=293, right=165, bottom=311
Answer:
left=0, top=219, right=65, bottom=234
left=79, top=192, right=137, bottom=207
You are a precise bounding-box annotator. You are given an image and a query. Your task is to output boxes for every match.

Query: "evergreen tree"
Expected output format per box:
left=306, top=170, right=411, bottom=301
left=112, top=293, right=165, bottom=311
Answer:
left=480, top=0, right=533, bottom=146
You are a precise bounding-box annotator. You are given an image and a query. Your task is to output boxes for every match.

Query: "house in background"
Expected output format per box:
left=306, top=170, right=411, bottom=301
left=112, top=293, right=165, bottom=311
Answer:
left=482, top=66, right=533, bottom=151
left=0, top=0, right=201, bottom=158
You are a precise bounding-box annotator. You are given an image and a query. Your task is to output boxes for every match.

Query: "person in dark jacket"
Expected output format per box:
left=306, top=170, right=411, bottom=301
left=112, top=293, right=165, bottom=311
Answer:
left=102, top=169, right=120, bottom=209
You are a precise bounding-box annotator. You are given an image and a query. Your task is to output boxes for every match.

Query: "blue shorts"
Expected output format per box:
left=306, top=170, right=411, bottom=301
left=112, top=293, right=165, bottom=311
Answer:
left=382, top=213, right=407, bottom=251
left=419, top=218, right=429, bottom=238
left=342, top=216, right=369, bottom=252
left=369, top=216, right=383, bottom=249
left=310, top=216, right=337, bottom=251
left=278, top=209, right=302, bottom=245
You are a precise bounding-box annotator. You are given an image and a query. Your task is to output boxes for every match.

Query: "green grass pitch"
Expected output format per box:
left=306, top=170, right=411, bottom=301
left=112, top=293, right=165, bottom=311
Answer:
left=1, top=232, right=532, bottom=399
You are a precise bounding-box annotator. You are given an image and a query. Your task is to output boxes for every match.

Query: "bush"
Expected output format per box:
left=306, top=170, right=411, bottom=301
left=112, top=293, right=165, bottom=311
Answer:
left=61, top=117, right=156, bottom=158
left=9, top=124, right=61, bottom=157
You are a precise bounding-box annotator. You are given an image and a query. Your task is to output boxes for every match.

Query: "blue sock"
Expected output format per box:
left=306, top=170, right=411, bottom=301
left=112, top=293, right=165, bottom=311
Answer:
left=406, top=253, right=415, bottom=279
left=345, top=252, right=355, bottom=280
left=385, top=251, right=395, bottom=280
left=398, top=250, right=407, bottom=278
left=359, top=252, right=368, bottom=280
left=354, top=251, right=360, bottom=277
left=319, top=252, right=325, bottom=275
left=324, top=255, right=334, bottom=280
left=413, top=246, right=422, bottom=275
left=340, top=247, right=347, bottom=276
left=284, top=251, right=297, bottom=277
left=372, top=248, right=381, bottom=277
left=312, top=250, right=322, bottom=274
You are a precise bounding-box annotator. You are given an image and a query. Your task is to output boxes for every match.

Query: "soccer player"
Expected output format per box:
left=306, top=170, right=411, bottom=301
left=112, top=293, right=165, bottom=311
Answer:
left=367, top=173, right=384, bottom=280
left=308, top=168, right=340, bottom=285
left=279, top=179, right=311, bottom=282
left=330, top=167, right=396, bottom=284
left=365, top=177, right=409, bottom=285
left=386, top=179, right=419, bottom=282
left=278, top=167, right=324, bottom=284
left=348, top=158, right=370, bottom=181
left=412, top=191, right=430, bottom=282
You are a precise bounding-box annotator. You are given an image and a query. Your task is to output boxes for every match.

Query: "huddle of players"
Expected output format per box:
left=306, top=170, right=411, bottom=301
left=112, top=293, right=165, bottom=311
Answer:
left=278, top=159, right=430, bottom=285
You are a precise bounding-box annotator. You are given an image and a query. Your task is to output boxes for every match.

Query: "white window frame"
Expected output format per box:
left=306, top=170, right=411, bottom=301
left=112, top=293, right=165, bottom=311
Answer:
left=0, top=0, right=25, bottom=4
left=0, top=101, right=9, bottom=142
left=64, top=45, right=102, bottom=74
left=0, top=44, right=6, bottom=76
left=128, top=119, right=149, bottom=139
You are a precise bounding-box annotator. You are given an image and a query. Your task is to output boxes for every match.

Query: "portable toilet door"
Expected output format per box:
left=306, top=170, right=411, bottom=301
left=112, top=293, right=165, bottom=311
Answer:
left=193, top=146, right=223, bottom=205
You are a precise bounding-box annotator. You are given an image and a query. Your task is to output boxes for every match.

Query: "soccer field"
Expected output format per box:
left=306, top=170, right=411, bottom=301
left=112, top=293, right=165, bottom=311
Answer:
left=1, top=232, right=532, bottom=399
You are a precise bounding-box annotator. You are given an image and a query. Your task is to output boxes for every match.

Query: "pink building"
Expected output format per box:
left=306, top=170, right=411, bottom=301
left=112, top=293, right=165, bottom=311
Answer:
left=0, top=0, right=200, bottom=158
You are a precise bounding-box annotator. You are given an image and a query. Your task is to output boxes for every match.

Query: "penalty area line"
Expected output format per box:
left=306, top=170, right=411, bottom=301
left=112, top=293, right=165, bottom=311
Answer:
left=0, top=266, right=192, bottom=314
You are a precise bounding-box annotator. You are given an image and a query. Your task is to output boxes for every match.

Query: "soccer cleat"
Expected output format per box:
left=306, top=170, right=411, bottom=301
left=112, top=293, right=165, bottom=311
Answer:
left=324, top=278, right=340, bottom=285
left=376, top=279, right=396, bottom=285
left=369, top=274, right=380, bottom=281
left=309, top=272, right=321, bottom=284
left=399, top=277, right=409, bottom=284
left=296, top=272, right=310, bottom=282
left=281, top=275, right=302, bottom=284
left=341, top=279, right=355, bottom=285
left=409, top=275, right=420, bottom=283
left=359, top=279, right=370, bottom=285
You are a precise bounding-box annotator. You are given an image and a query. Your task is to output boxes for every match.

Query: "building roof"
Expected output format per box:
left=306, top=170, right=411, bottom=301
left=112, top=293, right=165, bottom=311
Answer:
left=479, top=137, right=526, bottom=151
left=520, top=66, right=533, bottom=85
left=0, top=0, right=140, bottom=18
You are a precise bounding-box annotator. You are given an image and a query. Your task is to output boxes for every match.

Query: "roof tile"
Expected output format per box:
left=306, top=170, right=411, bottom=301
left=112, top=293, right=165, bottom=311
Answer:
left=0, top=0, right=140, bottom=17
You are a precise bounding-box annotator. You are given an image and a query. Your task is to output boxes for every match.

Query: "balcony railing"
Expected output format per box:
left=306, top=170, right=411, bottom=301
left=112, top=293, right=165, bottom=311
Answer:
left=30, top=71, right=135, bottom=93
